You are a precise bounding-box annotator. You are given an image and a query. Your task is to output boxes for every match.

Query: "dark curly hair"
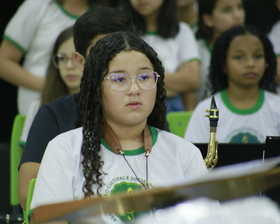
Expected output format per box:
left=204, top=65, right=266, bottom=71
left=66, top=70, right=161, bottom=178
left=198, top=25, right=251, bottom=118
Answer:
left=208, top=25, right=277, bottom=94
left=77, top=31, right=167, bottom=197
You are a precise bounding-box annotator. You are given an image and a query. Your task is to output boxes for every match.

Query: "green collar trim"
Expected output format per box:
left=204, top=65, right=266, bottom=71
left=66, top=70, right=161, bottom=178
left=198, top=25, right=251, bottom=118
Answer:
left=101, top=126, right=158, bottom=155
left=54, top=0, right=91, bottom=19
left=203, top=38, right=212, bottom=53
left=221, top=89, right=264, bottom=115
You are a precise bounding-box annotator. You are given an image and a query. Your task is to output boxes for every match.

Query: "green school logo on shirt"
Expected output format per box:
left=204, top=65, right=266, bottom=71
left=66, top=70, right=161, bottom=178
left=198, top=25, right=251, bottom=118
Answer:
left=229, top=133, right=261, bottom=143
left=109, top=181, right=150, bottom=223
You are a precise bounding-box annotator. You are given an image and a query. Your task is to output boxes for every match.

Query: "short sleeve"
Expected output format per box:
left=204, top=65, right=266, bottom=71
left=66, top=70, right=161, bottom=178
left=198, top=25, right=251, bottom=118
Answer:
left=3, top=0, right=49, bottom=53
left=177, top=22, right=200, bottom=63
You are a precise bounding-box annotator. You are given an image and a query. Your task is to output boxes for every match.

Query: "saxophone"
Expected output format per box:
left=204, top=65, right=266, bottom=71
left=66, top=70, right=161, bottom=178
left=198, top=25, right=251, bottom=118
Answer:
left=204, top=96, right=219, bottom=169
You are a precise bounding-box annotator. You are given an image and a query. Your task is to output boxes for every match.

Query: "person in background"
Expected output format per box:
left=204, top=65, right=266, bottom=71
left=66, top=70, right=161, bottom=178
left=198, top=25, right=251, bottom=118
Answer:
left=20, top=26, right=82, bottom=147
left=177, top=0, right=198, bottom=31
left=0, top=0, right=108, bottom=115
left=195, top=0, right=245, bottom=102
left=31, top=31, right=207, bottom=223
left=120, top=0, right=201, bottom=112
left=18, top=7, right=136, bottom=211
left=185, top=25, right=280, bottom=143
left=268, top=0, right=280, bottom=94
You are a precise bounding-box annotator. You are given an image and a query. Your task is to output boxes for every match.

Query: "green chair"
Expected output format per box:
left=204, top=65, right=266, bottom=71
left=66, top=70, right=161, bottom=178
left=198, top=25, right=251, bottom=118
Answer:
left=10, top=114, right=26, bottom=214
left=167, top=111, right=193, bottom=138
left=24, top=178, right=36, bottom=224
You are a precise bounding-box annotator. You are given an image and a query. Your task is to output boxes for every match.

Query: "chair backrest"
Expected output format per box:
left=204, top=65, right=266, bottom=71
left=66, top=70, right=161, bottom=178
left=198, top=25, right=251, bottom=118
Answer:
left=167, top=111, right=193, bottom=138
left=10, top=114, right=26, bottom=206
left=24, top=178, right=36, bottom=224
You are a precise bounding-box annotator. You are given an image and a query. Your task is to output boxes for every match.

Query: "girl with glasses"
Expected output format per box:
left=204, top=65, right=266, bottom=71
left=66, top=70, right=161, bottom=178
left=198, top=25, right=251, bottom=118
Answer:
left=31, top=31, right=207, bottom=223
left=20, top=26, right=82, bottom=147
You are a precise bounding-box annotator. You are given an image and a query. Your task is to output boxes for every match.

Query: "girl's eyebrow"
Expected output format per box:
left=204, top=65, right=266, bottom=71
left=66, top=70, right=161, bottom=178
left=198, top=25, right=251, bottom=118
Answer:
left=109, top=67, right=153, bottom=74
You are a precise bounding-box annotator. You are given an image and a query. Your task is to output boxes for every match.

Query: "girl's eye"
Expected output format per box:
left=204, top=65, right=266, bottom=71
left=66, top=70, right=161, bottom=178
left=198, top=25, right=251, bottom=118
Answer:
left=222, top=7, right=231, bottom=13
left=233, top=55, right=242, bottom=60
left=255, top=54, right=264, bottom=59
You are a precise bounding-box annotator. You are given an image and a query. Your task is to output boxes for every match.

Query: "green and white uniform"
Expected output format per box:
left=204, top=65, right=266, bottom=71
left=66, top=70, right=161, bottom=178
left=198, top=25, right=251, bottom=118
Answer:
left=31, top=126, right=207, bottom=223
left=185, top=90, right=280, bottom=143
left=3, top=0, right=79, bottom=114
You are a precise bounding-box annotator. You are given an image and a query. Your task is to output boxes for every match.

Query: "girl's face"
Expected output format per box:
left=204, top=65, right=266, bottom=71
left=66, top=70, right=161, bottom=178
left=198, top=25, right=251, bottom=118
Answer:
left=57, top=37, right=82, bottom=94
left=129, top=0, right=164, bottom=17
left=101, top=50, right=157, bottom=128
left=204, top=0, right=245, bottom=37
left=225, top=33, right=265, bottom=89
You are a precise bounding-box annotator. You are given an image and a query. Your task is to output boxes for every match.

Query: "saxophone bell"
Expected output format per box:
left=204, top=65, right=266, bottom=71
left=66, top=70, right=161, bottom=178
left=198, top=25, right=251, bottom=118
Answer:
left=204, top=96, right=219, bottom=169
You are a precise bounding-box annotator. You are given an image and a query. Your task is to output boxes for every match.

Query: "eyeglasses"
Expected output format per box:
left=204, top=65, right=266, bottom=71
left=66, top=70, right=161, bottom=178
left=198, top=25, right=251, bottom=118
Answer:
left=104, top=72, right=160, bottom=92
left=52, top=53, right=77, bottom=68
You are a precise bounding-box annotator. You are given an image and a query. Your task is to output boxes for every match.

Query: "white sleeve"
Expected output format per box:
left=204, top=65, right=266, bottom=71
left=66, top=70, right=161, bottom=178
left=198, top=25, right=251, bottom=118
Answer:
left=31, top=134, right=75, bottom=209
left=184, top=100, right=210, bottom=143
left=268, top=21, right=280, bottom=55
left=177, top=22, right=200, bottom=63
left=3, top=0, right=49, bottom=53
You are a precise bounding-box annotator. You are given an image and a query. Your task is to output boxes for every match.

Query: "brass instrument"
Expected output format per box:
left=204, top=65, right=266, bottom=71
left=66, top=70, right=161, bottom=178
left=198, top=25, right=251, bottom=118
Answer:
left=204, top=96, right=219, bottom=169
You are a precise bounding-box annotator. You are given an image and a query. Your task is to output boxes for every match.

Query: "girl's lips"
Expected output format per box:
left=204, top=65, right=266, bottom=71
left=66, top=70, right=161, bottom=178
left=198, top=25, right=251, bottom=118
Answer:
left=126, top=102, right=142, bottom=109
left=245, top=73, right=257, bottom=78
left=66, top=75, right=77, bottom=80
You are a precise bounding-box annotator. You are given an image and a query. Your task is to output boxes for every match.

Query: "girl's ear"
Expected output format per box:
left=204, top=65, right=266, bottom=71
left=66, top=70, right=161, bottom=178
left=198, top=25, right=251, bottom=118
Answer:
left=74, top=52, right=86, bottom=72
left=203, top=14, right=214, bottom=27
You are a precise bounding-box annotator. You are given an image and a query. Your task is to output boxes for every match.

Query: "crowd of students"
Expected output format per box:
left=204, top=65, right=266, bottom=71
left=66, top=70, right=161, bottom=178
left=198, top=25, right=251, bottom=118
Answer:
left=0, top=0, right=280, bottom=223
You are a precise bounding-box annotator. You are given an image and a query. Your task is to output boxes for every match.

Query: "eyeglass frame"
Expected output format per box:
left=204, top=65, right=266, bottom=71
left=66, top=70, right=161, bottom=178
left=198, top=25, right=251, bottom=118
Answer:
left=103, top=72, right=160, bottom=92
left=52, top=52, right=77, bottom=69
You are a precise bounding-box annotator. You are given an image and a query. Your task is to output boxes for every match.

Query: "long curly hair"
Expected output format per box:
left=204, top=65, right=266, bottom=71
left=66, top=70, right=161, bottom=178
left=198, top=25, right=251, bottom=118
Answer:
left=77, top=31, right=167, bottom=197
left=208, top=25, right=277, bottom=94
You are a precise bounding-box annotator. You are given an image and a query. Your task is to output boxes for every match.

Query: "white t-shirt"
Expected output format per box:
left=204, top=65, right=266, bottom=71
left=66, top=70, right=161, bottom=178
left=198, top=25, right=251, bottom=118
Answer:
left=4, top=0, right=79, bottom=114
left=268, top=20, right=280, bottom=94
left=268, top=20, right=280, bottom=56
left=31, top=126, right=207, bottom=223
left=141, top=22, right=200, bottom=112
left=196, top=39, right=211, bottom=102
left=141, top=22, right=200, bottom=74
left=184, top=90, right=280, bottom=143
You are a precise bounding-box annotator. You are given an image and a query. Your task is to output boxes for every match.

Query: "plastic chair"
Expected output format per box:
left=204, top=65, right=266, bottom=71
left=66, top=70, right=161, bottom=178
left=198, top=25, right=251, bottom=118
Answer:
left=167, top=111, right=193, bottom=138
left=10, top=114, right=26, bottom=214
left=24, top=178, right=36, bottom=224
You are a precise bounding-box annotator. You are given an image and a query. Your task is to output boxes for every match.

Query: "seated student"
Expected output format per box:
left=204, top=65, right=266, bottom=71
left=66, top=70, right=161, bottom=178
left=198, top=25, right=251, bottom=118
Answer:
left=31, top=31, right=208, bottom=223
left=18, top=7, right=136, bottom=211
left=177, top=0, right=198, bottom=31
left=20, top=26, right=82, bottom=146
left=195, top=0, right=245, bottom=102
left=184, top=25, right=280, bottom=143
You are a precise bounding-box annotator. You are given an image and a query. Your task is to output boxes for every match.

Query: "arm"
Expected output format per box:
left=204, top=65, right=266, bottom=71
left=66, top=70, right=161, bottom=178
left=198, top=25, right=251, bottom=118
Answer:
left=18, top=162, right=40, bottom=210
left=164, top=59, right=201, bottom=93
left=18, top=105, right=60, bottom=209
left=0, top=40, right=44, bottom=91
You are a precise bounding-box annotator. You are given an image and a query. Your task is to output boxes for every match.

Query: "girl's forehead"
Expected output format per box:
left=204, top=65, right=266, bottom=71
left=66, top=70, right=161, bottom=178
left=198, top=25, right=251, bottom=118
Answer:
left=228, top=34, right=264, bottom=52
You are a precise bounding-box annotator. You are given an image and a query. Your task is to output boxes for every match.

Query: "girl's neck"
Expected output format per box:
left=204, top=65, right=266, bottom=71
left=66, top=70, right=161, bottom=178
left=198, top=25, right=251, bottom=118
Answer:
left=105, top=120, right=147, bottom=150
left=144, top=13, right=159, bottom=32
left=226, top=86, right=260, bottom=110
left=60, top=0, right=88, bottom=16
left=177, top=3, right=197, bottom=26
